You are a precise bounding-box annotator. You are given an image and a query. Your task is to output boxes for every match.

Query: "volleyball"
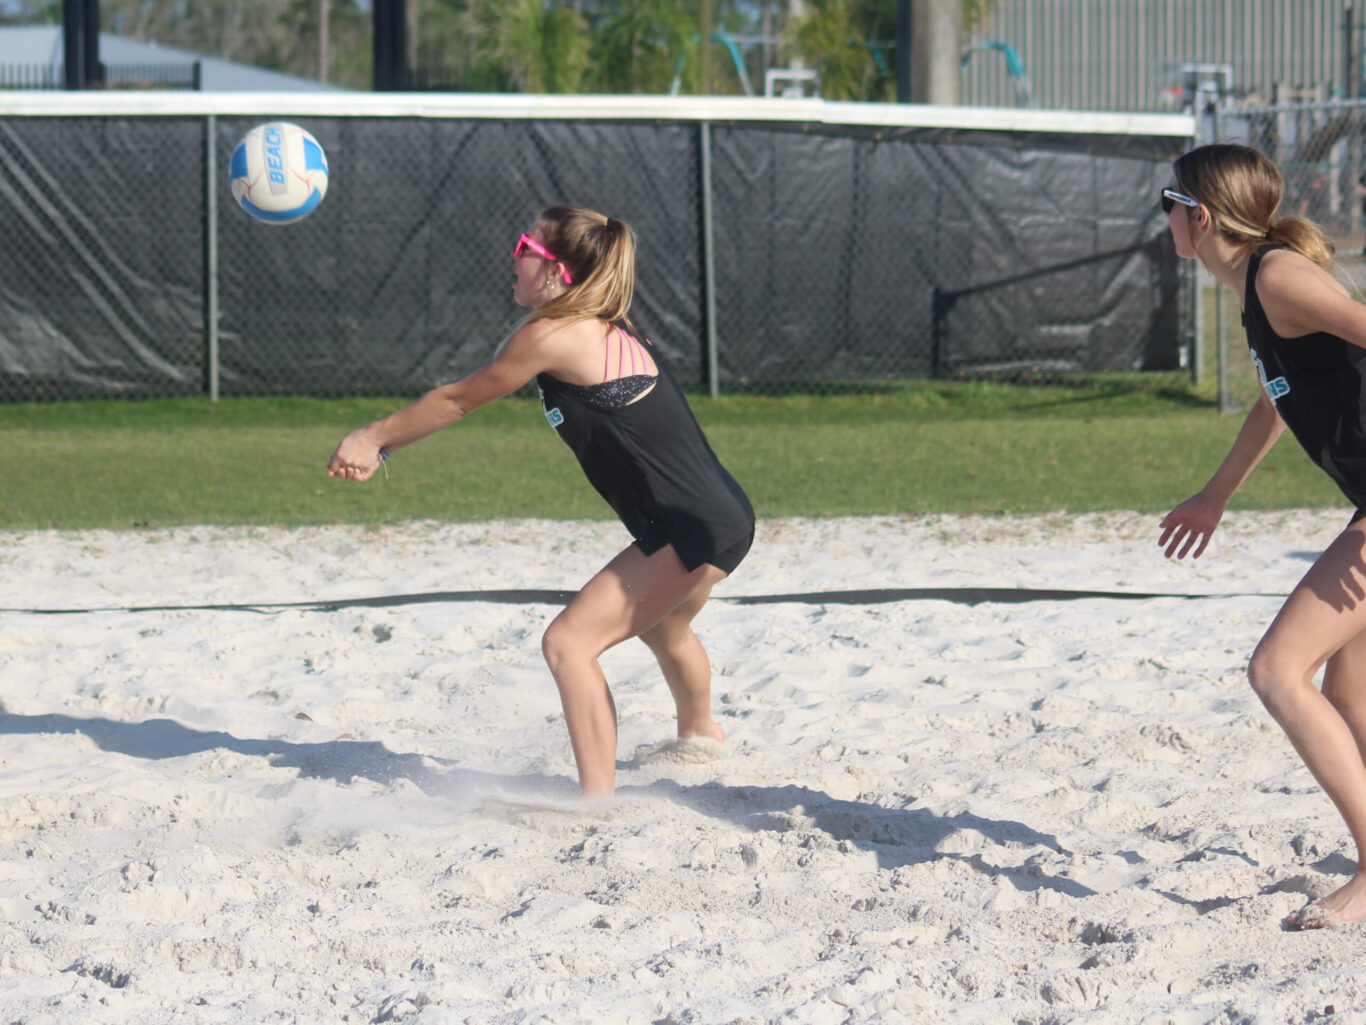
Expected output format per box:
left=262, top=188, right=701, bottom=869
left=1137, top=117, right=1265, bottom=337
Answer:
left=229, top=122, right=329, bottom=224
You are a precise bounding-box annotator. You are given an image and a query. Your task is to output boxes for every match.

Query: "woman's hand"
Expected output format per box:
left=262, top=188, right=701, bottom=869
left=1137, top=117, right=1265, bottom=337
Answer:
left=326, top=432, right=385, bottom=482
left=1158, top=491, right=1226, bottom=559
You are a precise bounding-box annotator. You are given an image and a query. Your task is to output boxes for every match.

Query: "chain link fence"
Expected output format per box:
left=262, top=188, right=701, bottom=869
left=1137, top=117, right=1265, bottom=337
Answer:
left=0, top=115, right=206, bottom=399
left=1208, top=98, right=1366, bottom=413
left=710, top=123, right=1191, bottom=392
left=0, top=98, right=1192, bottom=402
left=214, top=116, right=706, bottom=398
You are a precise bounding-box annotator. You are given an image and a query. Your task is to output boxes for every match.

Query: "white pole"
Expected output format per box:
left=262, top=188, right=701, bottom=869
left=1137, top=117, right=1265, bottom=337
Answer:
left=911, top=0, right=962, bottom=104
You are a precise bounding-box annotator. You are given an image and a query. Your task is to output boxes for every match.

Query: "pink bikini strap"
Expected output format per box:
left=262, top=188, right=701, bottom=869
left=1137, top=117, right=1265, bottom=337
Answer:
left=603, top=324, right=654, bottom=382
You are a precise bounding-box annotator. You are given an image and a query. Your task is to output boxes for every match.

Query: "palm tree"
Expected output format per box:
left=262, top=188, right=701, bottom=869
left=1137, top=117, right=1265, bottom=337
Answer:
left=587, top=0, right=692, bottom=94
left=784, top=0, right=892, bottom=102
left=785, top=0, right=1002, bottom=102
left=496, top=0, right=591, bottom=93
left=416, top=0, right=515, bottom=91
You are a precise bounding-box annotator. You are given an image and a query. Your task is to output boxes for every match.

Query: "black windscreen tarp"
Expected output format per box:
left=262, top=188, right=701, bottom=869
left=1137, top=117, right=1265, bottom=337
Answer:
left=0, top=113, right=1187, bottom=401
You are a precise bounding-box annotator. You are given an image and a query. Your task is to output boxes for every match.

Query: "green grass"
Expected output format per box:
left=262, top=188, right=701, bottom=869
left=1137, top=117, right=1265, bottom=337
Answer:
left=0, top=381, right=1348, bottom=530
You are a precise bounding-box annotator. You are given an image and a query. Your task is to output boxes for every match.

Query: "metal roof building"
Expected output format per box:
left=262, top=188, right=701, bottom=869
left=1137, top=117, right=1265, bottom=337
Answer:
left=0, top=25, right=343, bottom=91
left=963, top=0, right=1350, bottom=112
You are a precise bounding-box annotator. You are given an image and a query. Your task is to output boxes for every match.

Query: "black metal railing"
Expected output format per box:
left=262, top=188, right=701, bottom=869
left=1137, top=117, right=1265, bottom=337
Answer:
left=0, top=61, right=201, bottom=90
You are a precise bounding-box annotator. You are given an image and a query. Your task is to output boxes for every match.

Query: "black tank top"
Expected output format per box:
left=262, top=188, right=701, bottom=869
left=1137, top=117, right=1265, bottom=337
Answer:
left=536, top=339, right=754, bottom=568
left=1243, top=246, right=1366, bottom=508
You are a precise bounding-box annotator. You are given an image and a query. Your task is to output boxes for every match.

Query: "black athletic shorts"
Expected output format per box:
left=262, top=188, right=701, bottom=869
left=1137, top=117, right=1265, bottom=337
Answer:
left=635, top=525, right=754, bottom=575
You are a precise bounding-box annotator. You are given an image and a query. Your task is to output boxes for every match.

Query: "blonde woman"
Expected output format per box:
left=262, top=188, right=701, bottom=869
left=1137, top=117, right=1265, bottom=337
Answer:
left=328, top=207, right=754, bottom=798
left=1158, top=144, right=1366, bottom=927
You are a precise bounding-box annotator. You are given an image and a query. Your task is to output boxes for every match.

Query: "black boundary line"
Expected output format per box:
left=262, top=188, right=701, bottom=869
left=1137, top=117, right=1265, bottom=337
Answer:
left=0, top=587, right=1287, bottom=616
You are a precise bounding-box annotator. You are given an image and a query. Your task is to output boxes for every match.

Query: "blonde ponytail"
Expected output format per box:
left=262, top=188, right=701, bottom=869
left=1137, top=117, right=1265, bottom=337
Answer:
left=524, top=207, right=638, bottom=333
left=1264, top=215, right=1336, bottom=270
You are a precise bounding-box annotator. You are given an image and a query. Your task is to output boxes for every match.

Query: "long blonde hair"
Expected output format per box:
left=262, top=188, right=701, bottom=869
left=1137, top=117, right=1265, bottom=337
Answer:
left=1172, top=143, right=1336, bottom=272
left=523, top=206, right=638, bottom=333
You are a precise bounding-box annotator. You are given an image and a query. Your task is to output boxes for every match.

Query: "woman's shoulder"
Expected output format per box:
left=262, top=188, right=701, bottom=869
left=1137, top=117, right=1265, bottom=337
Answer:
left=1258, top=246, right=1314, bottom=270
left=523, top=315, right=606, bottom=341
left=508, top=315, right=604, bottom=352
left=1257, top=247, right=1346, bottom=299
left=504, top=316, right=612, bottom=385
left=1253, top=247, right=1357, bottom=339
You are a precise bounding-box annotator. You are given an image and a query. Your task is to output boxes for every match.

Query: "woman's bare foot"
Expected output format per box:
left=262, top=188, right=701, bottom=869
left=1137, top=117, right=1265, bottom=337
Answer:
left=1289, top=874, right=1366, bottom=929
left=1289, top=902, right=1343, bottom=929
left=679, top=718, right=725, bottom=743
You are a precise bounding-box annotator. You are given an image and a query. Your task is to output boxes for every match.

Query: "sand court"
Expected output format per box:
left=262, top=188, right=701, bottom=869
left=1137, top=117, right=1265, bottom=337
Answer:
left=2, top=512, right=1365, bottom=1023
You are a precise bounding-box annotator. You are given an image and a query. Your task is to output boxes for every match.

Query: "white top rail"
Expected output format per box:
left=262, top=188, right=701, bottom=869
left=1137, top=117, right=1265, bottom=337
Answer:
left=0, top=91, right=1196, bottom=138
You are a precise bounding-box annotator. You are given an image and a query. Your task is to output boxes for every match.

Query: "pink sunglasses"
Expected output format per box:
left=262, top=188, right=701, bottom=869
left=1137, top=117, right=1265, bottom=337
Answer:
left=513, top=233, right=573, bottom=284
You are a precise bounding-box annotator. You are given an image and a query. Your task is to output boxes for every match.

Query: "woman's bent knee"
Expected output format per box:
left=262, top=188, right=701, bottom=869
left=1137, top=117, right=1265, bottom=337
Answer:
left=542, top=615, right=615, bottom=676
left=542, top=618, right=581, bottom=675
left=1248, top=648, right=1310, bottom=709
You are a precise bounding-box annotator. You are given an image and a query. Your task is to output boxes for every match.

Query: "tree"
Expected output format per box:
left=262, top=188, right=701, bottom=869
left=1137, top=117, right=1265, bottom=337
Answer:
left=4, top=1, right=59, bottom=23
left=961, top=0, right=1000, bottom=33
left=585, top=0, right=692, bottom=94
left=495, top=0, right=591, bottom=92
left=783, top=0, right=895, bottom=102
left=3, top=0, right=1001, bottom=99
left=784, top=0, right=1002, bottom=102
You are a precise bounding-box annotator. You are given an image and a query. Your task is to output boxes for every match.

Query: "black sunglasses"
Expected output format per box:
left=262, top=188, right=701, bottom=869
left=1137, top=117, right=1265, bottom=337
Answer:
left=1161, top=188, right=1199, bottom=214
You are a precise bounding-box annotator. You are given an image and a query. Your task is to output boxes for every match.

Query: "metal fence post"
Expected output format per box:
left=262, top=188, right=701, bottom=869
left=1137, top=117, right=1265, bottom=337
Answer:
left=699, top=120, right=719, bottom=398
left=204, top=113, right=220, bottom=402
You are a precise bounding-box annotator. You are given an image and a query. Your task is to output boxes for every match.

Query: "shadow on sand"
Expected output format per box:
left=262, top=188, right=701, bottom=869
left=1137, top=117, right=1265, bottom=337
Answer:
left=0, top=706, right=516, bottom=796
left=2, top=706, right=1090, bottom=900
left=633, top=777, right=1093, bottom=900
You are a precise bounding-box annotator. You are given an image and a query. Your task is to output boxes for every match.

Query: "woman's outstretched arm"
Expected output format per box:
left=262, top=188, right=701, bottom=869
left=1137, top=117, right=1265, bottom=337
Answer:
left=1158, top=392, right=1286, bottom=559
left=326, top=325, right=556, bottom=481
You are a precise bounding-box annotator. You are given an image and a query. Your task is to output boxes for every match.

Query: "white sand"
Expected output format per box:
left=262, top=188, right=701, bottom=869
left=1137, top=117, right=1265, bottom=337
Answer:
left=2, top=511, right=1365, bottom=1024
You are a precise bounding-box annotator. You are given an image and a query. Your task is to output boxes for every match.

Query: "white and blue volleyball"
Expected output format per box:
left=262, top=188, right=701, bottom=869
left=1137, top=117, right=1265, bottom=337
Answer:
left=230, top=122, right=329, bottom=224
